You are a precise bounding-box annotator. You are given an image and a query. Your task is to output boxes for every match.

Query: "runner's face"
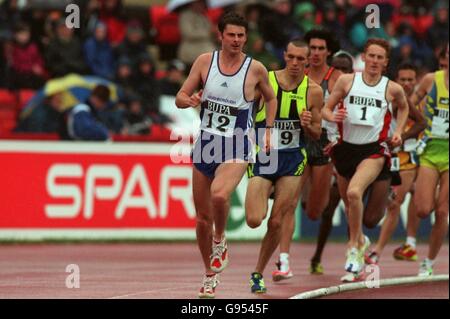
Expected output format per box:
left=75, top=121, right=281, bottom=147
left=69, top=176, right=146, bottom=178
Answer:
left=308, top=38, right=329, bottom=67
left=284, top=43, right=308, bottom=77
left=220, top=25, right=247, bottom=54
left=396, top=69, right=416, bottom=96
left=363, top=44, right=388, bottom=76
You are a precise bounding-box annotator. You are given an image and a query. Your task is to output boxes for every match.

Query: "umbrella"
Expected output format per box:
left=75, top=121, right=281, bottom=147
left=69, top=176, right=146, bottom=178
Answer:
left=207, top=0, right=242, bottom=8
left=20, top=74, right=121, bottom=119
left=166, top=0, right=197, bottom=12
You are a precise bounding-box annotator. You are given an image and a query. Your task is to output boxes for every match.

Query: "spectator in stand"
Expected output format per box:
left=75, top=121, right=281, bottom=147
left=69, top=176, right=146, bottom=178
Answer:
left=426, top=1, right=449, bottom=51
left=259, top=0, right=300, bottom=62
left=83, top=22, right=115, bottom=80
left=115, top=20, right=148, bottom=71
left=46, top=18, right=88, bottom=77
left=115, top=55, right=137, bottom=100
left=80, top=0, right=102, bottom=40
left=293, top=2, right=316, bottom=36
left=159, top=59, right=186, bottom=96
left=99, top=0, right=127, bottom=47
left=134, top=52, right=161, bottom=119
left=177, top=0, right=216, bottom=70
left=15, top=92, right=63, bottom=133
left=60, top=85, right=111, bottom=141
left=122, top=95, right=152, bottom=136
left=4, top=22, right=47, bottom=89
left=245, top=32, right=280, bottom=71
left=0, top=0, right=22, bottom=41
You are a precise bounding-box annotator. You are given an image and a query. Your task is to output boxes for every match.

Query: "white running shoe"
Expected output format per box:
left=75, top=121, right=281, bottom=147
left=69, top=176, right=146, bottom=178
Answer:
left=198, top=274, right=220, bottom=299
left=210, top=237, right=229, bottom=273
left=418, top=260, right=433, bottom=277
left=345, top=247, right=363, bottom=274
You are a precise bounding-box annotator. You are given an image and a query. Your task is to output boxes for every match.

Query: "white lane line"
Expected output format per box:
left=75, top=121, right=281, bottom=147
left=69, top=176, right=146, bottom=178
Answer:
left=290, top=274, right=449, bottom=299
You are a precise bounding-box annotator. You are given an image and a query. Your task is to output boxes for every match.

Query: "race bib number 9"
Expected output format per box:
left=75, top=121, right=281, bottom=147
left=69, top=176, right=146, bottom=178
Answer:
left=272, top=120, right=301, bottom=150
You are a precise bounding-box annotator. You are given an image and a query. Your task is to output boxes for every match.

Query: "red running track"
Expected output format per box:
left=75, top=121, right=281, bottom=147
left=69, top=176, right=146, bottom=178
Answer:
left=0, top=242, right=447, bottom=299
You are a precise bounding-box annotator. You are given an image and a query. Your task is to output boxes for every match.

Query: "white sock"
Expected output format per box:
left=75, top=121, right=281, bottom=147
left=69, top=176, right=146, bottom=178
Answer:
left=424, top=258, right=435, bottom=266
left=406, top=237, right=416, bottom=248
left=279, top=253, right=289, bottom=272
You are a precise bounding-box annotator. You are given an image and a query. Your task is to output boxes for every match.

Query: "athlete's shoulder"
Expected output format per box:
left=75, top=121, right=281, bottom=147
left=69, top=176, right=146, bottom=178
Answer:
left=249, top=59, right=267, bottom=73
left=307, top=78, right=323, bottom=93
left=330, top=67, right=344, bottom=80
left=335, top=73, right=355, bottom=85
left=195, top=52, right=214, bottom=65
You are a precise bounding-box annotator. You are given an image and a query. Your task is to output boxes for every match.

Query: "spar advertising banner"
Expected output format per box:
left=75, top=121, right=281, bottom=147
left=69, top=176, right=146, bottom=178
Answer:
left=0, top=140, right=292, bottom=241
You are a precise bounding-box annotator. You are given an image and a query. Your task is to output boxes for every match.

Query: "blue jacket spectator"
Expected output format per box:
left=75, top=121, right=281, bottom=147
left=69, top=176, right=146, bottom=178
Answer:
left=15, top=93, right=63, bottom=133
left=83, top=22, right=115, bottom=80
left=60, top=85, right=111, bottom=141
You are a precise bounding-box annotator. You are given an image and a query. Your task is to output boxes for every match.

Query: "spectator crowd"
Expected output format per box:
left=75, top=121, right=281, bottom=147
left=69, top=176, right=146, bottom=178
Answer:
left=0, top=0, right=448, bottom=140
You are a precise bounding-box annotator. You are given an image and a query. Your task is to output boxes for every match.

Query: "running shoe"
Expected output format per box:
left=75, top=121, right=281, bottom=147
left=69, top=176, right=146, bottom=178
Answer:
left=272, top=261, right=294, bottom=281
left=250, top=272, right=267, bottom=293
left=418, top=260, right=433, bottom=277
left=340, top=271, right=364, bottom=283
left=210, top=237, right=229, bottom=273
left=362, top=235, right=371, bottom=255
left=365, top=250, right=380, bottom=265
left=198, top=274, right=219, bottom=299
left=309, top=261, right=324, bottom=275
left=345, top=236, right=370, bottom=274
left=345, top=247, right=363, bottom=274
left=393, top=244, right=418, bottom=261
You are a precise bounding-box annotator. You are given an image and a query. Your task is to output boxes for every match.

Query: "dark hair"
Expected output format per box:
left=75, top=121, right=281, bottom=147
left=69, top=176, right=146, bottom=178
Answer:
left=288, top=38, right=309, bottom=49
left=14, top=22, right=30, bottom=33
left=303, top=28, right=340, bottom=54
left=332, top=51, right=354, bottom=73
left=363, top=38, right=391, bottom=59
left=396, top=62, right=417, bottom=77
left=439, top=45, right=448, bottom=59
left=218, top=11, right=248, bottom=33
left=91, top=85, right=111, bottom=103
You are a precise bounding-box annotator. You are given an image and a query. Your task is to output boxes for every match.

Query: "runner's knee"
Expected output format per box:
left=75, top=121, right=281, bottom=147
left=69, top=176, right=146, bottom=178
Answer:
left=363, top=213, right=383, bottom=229
left=435, top=207, right=449, bottom=225
left=211, top=190, right=229, bottom=208
left=347, top=188, right=362, bottom=204
left=246, top=215, right=263, bottom=229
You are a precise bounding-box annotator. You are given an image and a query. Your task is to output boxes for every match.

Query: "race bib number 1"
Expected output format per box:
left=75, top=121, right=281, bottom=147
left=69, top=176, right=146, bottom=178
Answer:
left=347, top=105, right=377, bottom=126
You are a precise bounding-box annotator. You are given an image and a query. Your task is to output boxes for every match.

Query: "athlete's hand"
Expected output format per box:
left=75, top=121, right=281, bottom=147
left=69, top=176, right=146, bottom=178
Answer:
left=300, top=111, right=313, bottom=128
left=188, top=89, right=203, bottom=107
left=323, top=140, right=337, bottom=156
left=333, top=108, right=347, bottom=123
left=390, top=132, right=402, bottom=148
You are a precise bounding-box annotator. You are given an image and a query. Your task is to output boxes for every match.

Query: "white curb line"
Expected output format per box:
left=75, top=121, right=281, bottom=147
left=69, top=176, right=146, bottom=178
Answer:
left=290, top=274, right=449, bottom=299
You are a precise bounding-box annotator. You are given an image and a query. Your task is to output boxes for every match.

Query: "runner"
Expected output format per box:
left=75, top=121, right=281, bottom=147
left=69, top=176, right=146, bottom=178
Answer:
left=175, top=12, right=277, bottom=298
left=365, top=62, right=427, bottom=265
left=275, top=29, right=341, bottom=278
left=322, top=38, right=409, bottom=276
left=410, top=44, right=449, bottom=276
left=245, top=39, right=323, bottom=293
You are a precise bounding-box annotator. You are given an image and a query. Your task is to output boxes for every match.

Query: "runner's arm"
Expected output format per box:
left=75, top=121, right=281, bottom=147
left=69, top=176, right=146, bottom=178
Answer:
left=303, top=83, right=323, bottom=140
left=391, top=82, right=409, bottom=146
left=401, top=100, right=427, bottom=141
left=322, top=74, right=351, bottom=122
left=176, top=54, right=209, bottom=109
